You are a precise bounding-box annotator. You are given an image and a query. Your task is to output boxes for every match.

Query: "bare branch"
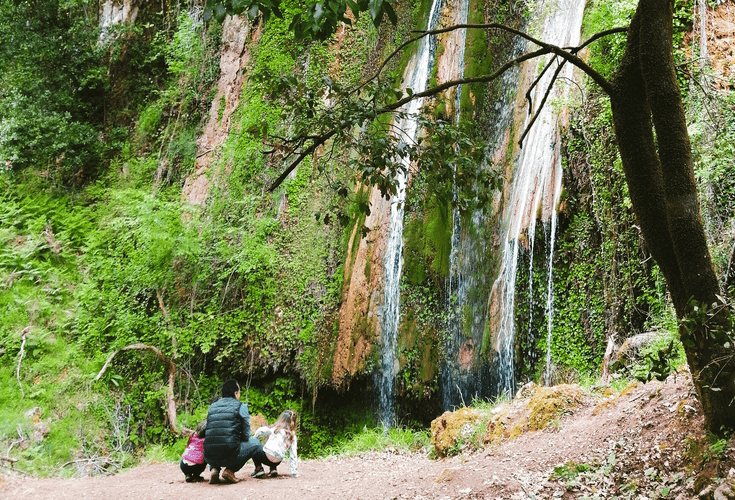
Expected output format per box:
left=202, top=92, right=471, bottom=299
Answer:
left=573, top=27, right=629, bottom=53
left=364, top=23, right=619, bottom=94
left=558, top=76, right=585, bottom=103
left=16, top=326, right=30, bottom=399
left=95, top=344, right=188, bottom=436
left=95, top=350, right=120, bottom=382
left=366, top=22, right=546, bottom=90
left=268, top=129, right=337, bottom=191
left=268, top=25, right=621, bottom=192
left=525, top=55, right=558, bottom=114
left=195, top=148, right=213, bottom=159
left=383, top=47, right=552, bottom=111
left=518, top=58, right=567, bottom=148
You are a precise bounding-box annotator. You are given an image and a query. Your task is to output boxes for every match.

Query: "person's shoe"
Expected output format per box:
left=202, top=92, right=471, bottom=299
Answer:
left=210, top=468, right=220, bottom=484
left=192, top=475, right=205, bottom=482
left=221, top=468, right=238, bottom=484
left=185, top=475, right=194, bottom=483
left=251, top=466, right=265, bottom=478
left=269, top=468, right=278, bottom=477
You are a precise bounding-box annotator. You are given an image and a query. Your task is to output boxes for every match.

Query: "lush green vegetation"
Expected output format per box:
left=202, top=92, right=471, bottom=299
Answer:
left=0, top=0, right=426, bottom=475
left=1, top=0, right=734, bottom=478
left=0, top=0, right=108, bottom=185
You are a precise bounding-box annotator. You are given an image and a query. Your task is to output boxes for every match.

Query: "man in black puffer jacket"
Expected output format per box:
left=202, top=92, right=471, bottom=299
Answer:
left=204, top=379, right=262, bottom=484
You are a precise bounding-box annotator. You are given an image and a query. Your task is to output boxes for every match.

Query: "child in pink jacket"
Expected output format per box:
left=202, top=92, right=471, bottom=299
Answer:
left=180, top=420, right=206, bottom=482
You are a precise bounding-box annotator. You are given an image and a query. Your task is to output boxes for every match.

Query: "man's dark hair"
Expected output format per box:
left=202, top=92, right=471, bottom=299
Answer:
left=221, top=379, right=240, bottom=398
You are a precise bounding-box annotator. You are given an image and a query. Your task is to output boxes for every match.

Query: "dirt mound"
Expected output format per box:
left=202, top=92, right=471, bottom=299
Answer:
left=1, top=372, right=733, bottom=499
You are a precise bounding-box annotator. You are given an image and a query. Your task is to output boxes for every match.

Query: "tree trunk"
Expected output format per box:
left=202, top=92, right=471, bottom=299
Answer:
left=609, top=0, right=735, bottom=434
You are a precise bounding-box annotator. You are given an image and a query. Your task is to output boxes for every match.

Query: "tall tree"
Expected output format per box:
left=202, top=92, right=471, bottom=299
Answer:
left=0, top=0, right=107, bottom=185
left=608, top=0, right=734, bottom=433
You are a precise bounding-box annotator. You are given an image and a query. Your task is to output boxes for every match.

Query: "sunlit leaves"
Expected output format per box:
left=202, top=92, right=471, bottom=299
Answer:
left=202, top=0, right=397, bottom=41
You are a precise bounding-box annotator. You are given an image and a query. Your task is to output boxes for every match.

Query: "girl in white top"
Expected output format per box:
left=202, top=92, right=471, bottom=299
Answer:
left=251, top=409, right=299, bottom=477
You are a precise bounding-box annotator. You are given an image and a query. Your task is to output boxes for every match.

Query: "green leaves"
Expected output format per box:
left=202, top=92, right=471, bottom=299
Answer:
left=367, top=0, right=396, bottom=26
left=203, top=0, right=281, bottom=23
left=202, top=0, right=397, bottom=42
left=0, top=0, right=107, bottom=185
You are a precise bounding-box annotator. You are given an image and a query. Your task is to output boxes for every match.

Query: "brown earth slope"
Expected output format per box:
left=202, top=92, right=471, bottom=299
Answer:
left=1, top=372, right=733, bottom=500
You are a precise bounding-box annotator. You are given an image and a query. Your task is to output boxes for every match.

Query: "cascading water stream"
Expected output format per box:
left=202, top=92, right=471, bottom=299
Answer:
left=488, top=0, right=586, bottom=397
left=543, top=171, right=562, bottom=385
left=379, top=0, right=443, bottom=428
left=698, top=0, right=708, bottom=63
left=444, top=0, right=489, bottom=411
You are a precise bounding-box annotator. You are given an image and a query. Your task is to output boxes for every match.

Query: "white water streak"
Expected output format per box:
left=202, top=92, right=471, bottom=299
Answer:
left=543, top=169, right=563, bottom=385
left=379, top=0, right=443, bottom=428
left=491, top=0, right=586, bottom=396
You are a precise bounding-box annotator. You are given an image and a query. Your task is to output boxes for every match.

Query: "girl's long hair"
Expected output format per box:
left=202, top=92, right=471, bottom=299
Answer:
left=272, top=410, right=297, bottom=440
left=195, top=419, right=207, bottom=438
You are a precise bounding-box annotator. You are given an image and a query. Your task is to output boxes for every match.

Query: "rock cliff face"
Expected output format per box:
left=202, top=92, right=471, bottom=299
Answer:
left=183, top=15, right=257, bottom=207
left=159, top=0, right=733, bottom=417
left=701, top=1, right=735, bottom=87
left=167, top=0, right=588, bottom=402
left=332, top=185, right=391, bottom=384
left=99, top=0, right=139, bottom=43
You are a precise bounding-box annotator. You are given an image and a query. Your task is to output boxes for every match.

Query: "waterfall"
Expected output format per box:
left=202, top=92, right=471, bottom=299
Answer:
left=486, top=0, right=585, bottom=397
left=444, top=0, right=494, bottom=411
left=378, top=0, right=443, bottom=428
left=543, top=172, right=562, bottom=385
left=698, top=0, right=708, bottom=64
left=442, top=0, right=585, bottom=407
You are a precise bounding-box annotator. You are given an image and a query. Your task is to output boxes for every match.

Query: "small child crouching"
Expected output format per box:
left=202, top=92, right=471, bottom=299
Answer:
left=251, top=410, right=299, bottom=478
left=180, top=420, right=206, bottom=482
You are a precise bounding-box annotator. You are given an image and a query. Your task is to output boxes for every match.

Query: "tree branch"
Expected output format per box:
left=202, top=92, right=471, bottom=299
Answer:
left=269, top=47, right=549, bottom=191
left=268, top=129, right=337, bottom=191
left=574, top=27, right=629, bottom=53
left=16, top=326, right=30, bottom=399
left=365, top=23, right=617, bottom=94
left=525, top=55, right=558, bottom=114
left=268, top=26, right=620, bottom=192
left=518, top=58, right=567, bottom=148
left=380, top=47, right=550, bottom=112
left=95, top=344, right=188, bottom=436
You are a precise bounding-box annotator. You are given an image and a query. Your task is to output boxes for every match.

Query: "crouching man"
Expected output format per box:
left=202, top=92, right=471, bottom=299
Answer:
left=204, top=379, right=262, bottom=484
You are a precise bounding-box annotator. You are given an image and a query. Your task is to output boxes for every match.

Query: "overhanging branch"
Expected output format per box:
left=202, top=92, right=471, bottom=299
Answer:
left=268, top=27, right=620, bottom=192
left=365, top=23, right=621, bottom=94
left=519, top=58, right=567, bottom=148
left=268, top=129, right=337, bottom=191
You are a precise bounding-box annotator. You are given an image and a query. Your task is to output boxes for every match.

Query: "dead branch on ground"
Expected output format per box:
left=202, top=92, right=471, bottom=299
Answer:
left=16, top=326, right=31, bottom=398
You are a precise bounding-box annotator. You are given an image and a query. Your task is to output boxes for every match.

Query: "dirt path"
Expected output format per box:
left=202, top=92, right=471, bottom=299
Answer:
left=2, top=375, right=733, bottom=499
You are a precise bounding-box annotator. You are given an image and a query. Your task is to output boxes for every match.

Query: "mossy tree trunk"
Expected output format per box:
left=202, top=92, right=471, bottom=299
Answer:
left=609, top=0, right=735, bottom=434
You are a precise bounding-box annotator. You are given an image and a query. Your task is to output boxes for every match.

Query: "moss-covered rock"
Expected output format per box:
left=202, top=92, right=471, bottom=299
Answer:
left=430, top=407, right=482, bottom=458
left=526, top=384, right=585, bottom=431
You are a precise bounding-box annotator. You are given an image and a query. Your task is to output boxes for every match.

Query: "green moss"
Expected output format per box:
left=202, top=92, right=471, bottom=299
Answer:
left=527, top=385, right=584, bottom=431
left=460, top=0, right=493, bottom=122
left=418, top=341, right=437, bottom=382
left=403, top=219, right=429, bottom=285
left=425, top=197, right=452, bottom=277
left=435, top=100, right=447, bottom=119
left=399, top=308, right=420, bottom=353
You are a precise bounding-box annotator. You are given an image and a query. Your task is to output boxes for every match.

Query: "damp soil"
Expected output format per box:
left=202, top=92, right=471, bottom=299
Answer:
left=1, top=373, right=734, bottom=500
